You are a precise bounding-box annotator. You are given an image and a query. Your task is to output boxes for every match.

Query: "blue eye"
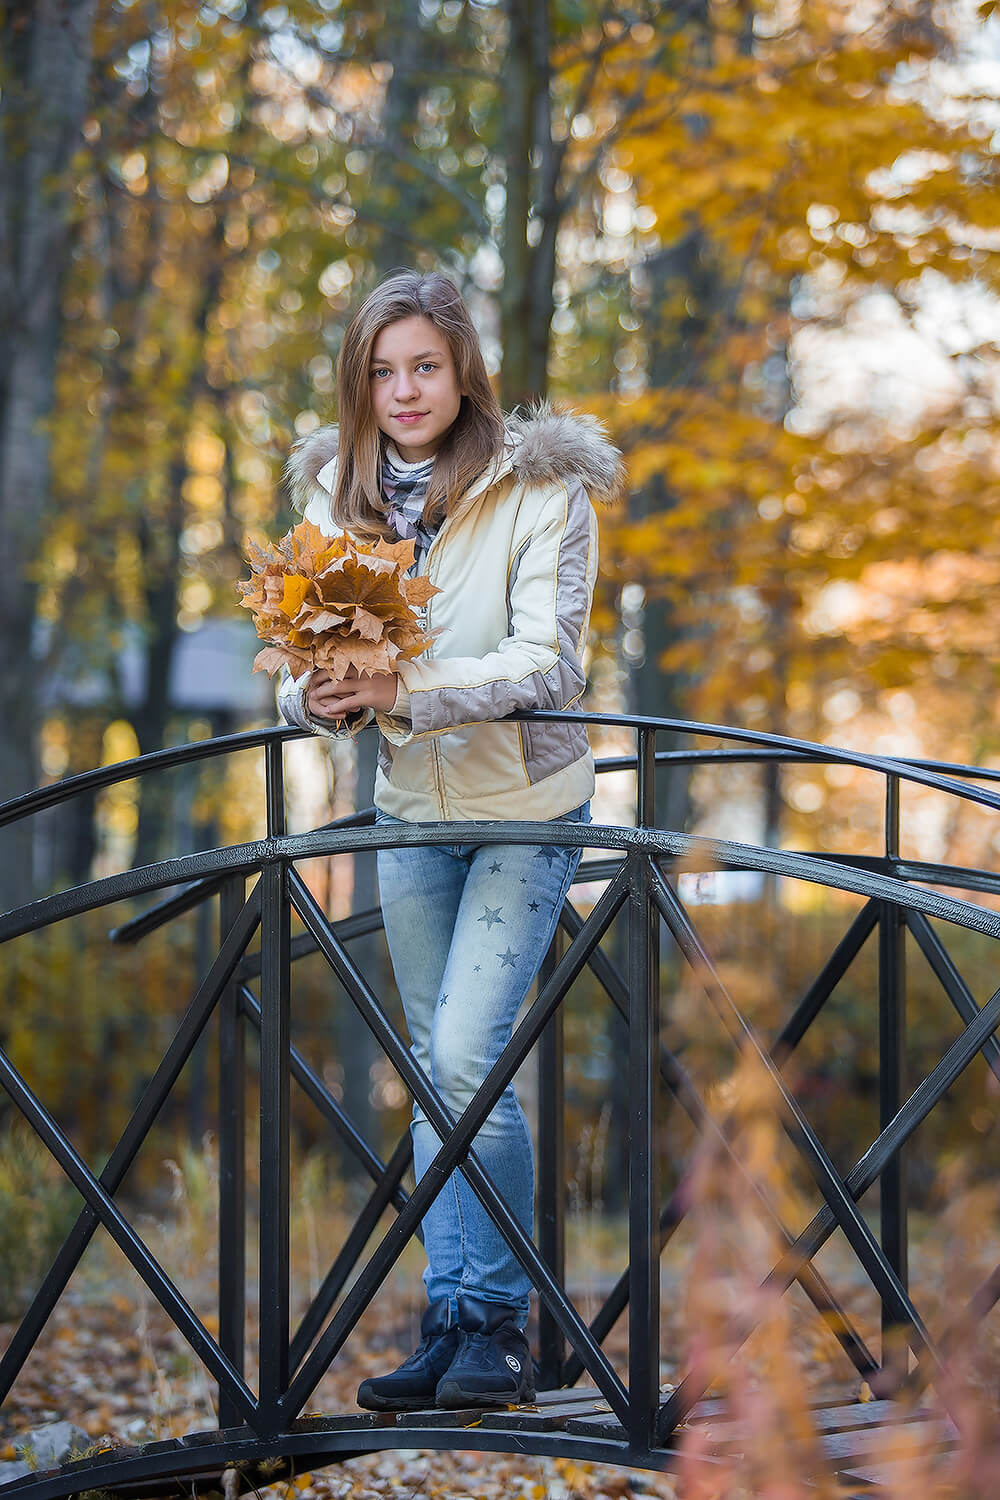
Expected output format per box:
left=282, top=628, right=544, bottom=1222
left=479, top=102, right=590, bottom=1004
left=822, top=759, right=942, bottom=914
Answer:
left=370, top=362, right=437, bottom=378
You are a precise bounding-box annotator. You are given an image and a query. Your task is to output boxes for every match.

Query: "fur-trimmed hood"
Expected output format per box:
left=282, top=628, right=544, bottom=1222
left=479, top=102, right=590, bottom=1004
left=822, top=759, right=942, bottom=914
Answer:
left=283, top=400, right=626, bottom=512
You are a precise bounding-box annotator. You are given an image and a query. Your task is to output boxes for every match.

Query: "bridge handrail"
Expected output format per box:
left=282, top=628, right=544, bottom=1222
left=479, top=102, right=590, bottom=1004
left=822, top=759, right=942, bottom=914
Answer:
left=2, top=710, right=1000, bottom=831
left=3, top=820, right=1000, bottom=948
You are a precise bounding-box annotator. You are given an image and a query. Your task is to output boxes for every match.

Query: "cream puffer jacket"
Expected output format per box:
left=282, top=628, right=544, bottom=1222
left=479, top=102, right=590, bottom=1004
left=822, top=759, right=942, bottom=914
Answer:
left=277, top=403, right=624, bottom=822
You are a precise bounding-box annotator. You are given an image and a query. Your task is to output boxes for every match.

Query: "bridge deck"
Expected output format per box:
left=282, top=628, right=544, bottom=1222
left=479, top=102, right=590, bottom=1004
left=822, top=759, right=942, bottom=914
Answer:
left=0, top=1387, right=960, bottom=1500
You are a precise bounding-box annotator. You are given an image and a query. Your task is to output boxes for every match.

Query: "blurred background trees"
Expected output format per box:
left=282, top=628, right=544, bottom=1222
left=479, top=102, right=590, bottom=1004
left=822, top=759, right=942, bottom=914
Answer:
left=2, top=0, right=1000, bottom=1172
left=2, top=0, right=997, bottom=872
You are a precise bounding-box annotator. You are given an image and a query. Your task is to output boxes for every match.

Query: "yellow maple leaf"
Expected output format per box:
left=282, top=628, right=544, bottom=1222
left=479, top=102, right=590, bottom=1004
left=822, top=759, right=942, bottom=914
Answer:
left=281, top=574, right=311, bottom=619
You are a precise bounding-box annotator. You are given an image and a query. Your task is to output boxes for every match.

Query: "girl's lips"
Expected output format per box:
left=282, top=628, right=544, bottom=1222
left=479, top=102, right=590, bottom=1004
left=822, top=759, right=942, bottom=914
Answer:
left=394, top=412, right=428, bottom=423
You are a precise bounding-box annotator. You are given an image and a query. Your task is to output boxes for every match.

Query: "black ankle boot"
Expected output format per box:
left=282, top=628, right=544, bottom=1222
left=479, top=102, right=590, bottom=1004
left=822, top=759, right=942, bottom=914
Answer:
left=356, top=1299, right=459, bottom=1412
left=435, top=1294, right=535, bottom=1408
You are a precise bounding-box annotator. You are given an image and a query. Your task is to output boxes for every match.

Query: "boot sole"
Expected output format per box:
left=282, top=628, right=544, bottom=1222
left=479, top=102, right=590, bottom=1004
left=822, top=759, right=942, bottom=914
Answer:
left=435, top=1379, right=536, bottom=1409
left=356, top=1389, right=439, bottom=1413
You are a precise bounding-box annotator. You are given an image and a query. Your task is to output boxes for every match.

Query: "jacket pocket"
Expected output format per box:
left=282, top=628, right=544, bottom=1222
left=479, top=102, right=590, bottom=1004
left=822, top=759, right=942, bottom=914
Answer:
left=438, top=720, right=528, bottom=798
left=521, top=718, right=590, bottom=785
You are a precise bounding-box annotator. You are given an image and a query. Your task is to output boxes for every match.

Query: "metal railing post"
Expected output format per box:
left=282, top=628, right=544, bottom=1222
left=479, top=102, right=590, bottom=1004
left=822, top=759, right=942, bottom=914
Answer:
left=259, top=742, right=291, bottom=1429
left=218, top=874, right=247, bottom=1429
left=636, top=727, right=656, bottom=830
left=627, top=832, right=660, bottom=1449
left=536, top=928, right=565, bottom=1389
left=629, top=727, right=660, bottom=1447
left=878, top=773, right=908, bottom=1356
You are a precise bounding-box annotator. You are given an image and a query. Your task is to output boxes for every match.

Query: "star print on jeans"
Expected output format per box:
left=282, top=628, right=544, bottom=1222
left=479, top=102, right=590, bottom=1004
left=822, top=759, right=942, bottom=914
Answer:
left=473, top=965, right=481, bottom=972
left=497, top=947, right=520, bottom=969
left=438, top=993, right=448, bottom=1007
left=478, top=905, right=504, bottom=929
left=528, top=900, right=540, bottom=912
left=533, top=846, right=559, bottom=867
left=489, top=860, right=503, bottom=874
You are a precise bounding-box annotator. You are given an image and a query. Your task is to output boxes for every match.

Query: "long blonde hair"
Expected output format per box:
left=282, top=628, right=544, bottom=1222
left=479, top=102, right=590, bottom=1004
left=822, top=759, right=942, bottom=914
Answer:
left=332, top=270, right=507, bottom=539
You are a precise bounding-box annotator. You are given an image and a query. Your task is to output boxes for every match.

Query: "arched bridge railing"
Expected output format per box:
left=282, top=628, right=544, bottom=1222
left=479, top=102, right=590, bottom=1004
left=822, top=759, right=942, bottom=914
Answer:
left=1, top=712, right=1000, bottom=1495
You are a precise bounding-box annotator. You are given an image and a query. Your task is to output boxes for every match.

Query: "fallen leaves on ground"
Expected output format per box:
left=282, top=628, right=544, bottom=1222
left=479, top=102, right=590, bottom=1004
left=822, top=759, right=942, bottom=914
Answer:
left=0, top=1262, right=680, bottom=1500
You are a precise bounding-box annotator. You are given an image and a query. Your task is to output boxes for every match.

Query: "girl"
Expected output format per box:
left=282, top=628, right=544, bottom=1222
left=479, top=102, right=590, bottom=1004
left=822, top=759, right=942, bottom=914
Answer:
left=279, top=269, right=623, bottom=1411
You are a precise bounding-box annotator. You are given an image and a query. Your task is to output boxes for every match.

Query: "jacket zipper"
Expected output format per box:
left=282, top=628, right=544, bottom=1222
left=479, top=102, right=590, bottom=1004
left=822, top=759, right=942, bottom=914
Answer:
left=430, top=738, right=448, bottom=820
left=416, top=547, right=448, bottom=819
left=416, top=462, right=513, bottom=818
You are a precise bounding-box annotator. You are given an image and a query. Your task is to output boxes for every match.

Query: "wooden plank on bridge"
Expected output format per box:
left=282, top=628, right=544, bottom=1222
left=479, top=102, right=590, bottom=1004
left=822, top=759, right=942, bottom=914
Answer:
left=527, top=1385, right=961, bottom=1492
left=681, top=1392, right=960, bottom=1492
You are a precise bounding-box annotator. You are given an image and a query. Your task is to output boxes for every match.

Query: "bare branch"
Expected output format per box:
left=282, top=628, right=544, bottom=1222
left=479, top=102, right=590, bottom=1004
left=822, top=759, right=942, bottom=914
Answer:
left=557, top=38, right=676, bottom=218
left=266, top=51, right=490, bottom=235
left=354, top=127, right=491, bottom=236
left=548, top=24, right=616, bottom=194
left=170, top=143, right=449, bottom=256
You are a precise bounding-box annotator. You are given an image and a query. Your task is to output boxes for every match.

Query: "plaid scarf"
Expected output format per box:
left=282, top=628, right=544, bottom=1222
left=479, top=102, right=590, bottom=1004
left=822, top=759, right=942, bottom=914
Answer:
left=380, top=441, right=441, bottom=566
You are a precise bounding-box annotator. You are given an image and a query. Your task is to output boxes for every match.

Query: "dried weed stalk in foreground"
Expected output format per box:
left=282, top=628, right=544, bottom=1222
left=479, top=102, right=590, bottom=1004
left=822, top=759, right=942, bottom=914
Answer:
left=238, top=520, right=439, bottom=681
left=672, top=1051, right=1000, bottom=1499
left=675, top=1053, right=838, bottom=1500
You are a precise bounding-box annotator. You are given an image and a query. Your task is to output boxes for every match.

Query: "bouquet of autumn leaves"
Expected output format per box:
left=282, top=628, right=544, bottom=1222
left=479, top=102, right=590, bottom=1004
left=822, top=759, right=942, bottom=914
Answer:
left=238, top=520, right=440, bottom=682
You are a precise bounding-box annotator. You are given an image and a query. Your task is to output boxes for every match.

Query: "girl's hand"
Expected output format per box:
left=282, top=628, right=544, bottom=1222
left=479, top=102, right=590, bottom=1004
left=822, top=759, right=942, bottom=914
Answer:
left=307, top=666, right=399, bottom=719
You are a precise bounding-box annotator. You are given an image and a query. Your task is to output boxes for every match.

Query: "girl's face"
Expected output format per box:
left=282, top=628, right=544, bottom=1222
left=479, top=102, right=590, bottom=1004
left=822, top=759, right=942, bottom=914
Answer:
left=368, top=315, right=463, bottom=463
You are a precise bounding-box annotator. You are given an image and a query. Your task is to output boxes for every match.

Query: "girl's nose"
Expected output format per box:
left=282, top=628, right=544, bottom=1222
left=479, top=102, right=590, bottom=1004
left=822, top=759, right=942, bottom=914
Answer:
left=395, top=370, right=418, bottom=399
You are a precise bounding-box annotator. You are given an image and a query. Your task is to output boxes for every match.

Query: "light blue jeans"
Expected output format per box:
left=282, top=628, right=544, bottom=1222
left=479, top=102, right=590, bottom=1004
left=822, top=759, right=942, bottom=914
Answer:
left=375, top=803, right=590, bottom=1327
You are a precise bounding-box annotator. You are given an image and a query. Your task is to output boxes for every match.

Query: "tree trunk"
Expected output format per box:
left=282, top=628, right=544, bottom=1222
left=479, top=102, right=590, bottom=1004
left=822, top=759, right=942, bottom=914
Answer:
left=131, top=10, right=259, bottom=864
left=606, top=226, right=719, bottom=1208
left=132, top=470, right=185, bottom=865
left=628, top=232, right=720, bottom=823
left=499, top=0, right=552, bottom=407
left=371, top=0, right=432, bottom=271
left=338, top=0, right=434, bottom=1157
left=0, top=0, right=98, bottom=910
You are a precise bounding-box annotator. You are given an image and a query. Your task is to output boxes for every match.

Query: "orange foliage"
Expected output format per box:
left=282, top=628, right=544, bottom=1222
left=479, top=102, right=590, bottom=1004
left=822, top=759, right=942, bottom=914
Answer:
left=238, top=521, right=440, bottom=681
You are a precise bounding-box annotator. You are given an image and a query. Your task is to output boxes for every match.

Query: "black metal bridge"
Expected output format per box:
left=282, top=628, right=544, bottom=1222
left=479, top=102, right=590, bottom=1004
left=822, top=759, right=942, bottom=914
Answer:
left=1, top=711, right=999, bottom=1496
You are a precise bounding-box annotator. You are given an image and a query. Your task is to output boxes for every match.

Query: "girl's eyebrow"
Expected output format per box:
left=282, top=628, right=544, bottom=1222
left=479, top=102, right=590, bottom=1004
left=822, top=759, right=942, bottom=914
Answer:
left=369, top=348, right=445, bottom=366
